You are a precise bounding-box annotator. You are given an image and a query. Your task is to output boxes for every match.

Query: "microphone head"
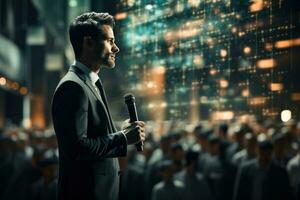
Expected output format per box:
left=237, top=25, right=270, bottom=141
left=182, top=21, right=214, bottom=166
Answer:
left=124, top=93, right=135, bottom=104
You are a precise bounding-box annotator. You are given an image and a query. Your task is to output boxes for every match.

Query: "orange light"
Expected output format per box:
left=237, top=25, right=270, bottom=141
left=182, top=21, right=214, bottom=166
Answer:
left=238, top=32, right=245, bottom=37
left=243, top=46, right=251, bottom=54
left=177, top=29, right=199, bottom=39
left=220, top=79, right=229, bottom=88
left=153, top=66, right=166, bottom=75
left=256, top=58, right=276, bottom=69
left=249, top=97, right=267, bottom=105
left=231, top=27, right=237, bottom=33
left=291, top=93, right=300, bottom=101
left=212, top=111, right=234, bottom=121
left=250, top=0, right=264, bottom=12
left=270, top=83, right=283, bottom=91
left=193, top=55, right=202, bottom=65
left=12, top=82, right=20, bottom=90
left=210, top=69, right=217, bottom=75
left=143, top=67, right=165, bottom=96
left=262, top=109, right=279, bottom=117
left=242, top=89, right=250, bottom=97
left=115, top=12, right=127, bottom=20
left=265, top=43, right=273, bottom=51
left=275, top=38, right=300, bottom=49
left=20, top=87, right=28, bottom=95
left=146, top=82, right=155, bottom=89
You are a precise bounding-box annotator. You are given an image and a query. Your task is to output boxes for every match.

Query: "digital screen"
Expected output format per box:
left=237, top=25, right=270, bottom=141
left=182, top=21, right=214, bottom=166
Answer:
left=115, top=0, right=300, bottom=122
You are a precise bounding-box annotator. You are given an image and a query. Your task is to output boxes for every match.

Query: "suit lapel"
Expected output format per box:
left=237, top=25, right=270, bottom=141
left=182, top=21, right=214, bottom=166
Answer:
left=69, top=65, right=117, bottom=133
left=69, top=65, right=110, bottom=116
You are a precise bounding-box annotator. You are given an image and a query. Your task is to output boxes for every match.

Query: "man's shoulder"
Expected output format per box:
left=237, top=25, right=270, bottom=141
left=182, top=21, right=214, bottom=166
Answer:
left=55, top=69, right=85, bottom=91
left=287, top=154, right=300, bottom=169
left=239, top=158, right=258, bottom=172
left=153, top=181, right=165, bottom=191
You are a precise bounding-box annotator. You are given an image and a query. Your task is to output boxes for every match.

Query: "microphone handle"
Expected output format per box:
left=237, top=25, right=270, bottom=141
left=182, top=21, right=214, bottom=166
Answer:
left=127, top=102, right=143, bottom=152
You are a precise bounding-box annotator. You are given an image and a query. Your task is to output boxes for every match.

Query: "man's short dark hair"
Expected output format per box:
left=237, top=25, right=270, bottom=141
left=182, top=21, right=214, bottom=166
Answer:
left=185, top=150, right=199, bottom=166
left=208, top=134, right=220, bottom=144
left=258, top=140, right=273, bottom=151
left=69, top=12, right=115, bottom=59
left=218, top=123, right=228, bottom=135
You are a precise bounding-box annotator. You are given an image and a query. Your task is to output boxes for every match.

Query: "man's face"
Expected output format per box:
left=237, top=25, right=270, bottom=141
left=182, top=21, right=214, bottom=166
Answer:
left=259, top=149, right=272, bottom=164
left=93, top=25, right=119, bottom=68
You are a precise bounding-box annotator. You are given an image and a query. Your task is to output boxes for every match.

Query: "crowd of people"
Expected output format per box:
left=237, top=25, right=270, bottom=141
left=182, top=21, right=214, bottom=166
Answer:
left=0, top=117, right=300, bottom=200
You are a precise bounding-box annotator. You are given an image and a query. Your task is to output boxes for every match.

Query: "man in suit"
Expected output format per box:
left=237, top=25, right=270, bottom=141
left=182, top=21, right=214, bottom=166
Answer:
left=233, top=140, right=291, bottom=200
left=51, top=12, right=145, bottom=200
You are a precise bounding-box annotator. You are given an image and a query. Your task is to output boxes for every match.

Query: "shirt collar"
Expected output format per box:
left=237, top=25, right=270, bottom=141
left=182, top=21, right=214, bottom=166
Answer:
left=74, top=60, right=99, bottom=85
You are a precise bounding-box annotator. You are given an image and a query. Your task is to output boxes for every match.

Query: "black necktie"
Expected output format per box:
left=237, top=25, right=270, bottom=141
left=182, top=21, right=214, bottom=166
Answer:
left=95, top=79, right=115, bottom=132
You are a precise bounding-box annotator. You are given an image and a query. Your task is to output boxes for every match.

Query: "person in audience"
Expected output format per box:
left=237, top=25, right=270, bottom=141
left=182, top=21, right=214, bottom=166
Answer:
left=151, top=160, right=184, bottom=200
left=232, top=133, right=257, bottom=166
left=175, top=150, right=212, bottom=200
left=233, top=140, right=291, bottom=200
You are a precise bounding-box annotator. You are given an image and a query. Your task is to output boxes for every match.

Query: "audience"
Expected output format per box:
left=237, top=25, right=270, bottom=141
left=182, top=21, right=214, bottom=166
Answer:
left=0, top=117, right=299, bottom=200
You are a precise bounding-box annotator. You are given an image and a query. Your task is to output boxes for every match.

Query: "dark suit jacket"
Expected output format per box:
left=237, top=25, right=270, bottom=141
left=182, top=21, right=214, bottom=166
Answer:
left=52, top=65, right=127, bottom=200
left=233, top=159, right=292, bottom=200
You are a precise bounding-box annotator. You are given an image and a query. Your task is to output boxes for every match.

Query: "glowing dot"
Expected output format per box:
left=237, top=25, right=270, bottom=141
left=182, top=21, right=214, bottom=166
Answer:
left=161, top=102, right=167, bottom=107
left=243, top=46, right=251, bottom=54
left=0, top=77, right=6, bottom=85
left=127, top=0, right=135, bottom=7
left=220, top=79, right=229, bottom=88
left=250, top=0, right=264, bottom=12
left=210, top=69, right=217, bottom=75
left=12, top=82, right=19, bottom=90
left=257, top=58, right=277, bottom=69
left=281, top=110, right=292, bottom=122
left=193, top=55, right=202, bottom=65
left=148, top=103, right=154, bottom=109
left=242, top=89, right=250, bottom=97
left=190, top=100, right=197, bottom=105
left=20, top=87, right=28, bottom=95
left=69, top=0, right=77, bottom=7
left=265, top=43, right=273, bottom=51
left=207, top=38, right=213, bottom=44
left=270, top=83, right=283, bottom=91
left=168, top=46, right=175, bottom=54
left=153, top=66, right=166, bottom=74
left=145, top=4, right=153, bottom=10
left=220, top=49, right=227, bottom=57
left=147, top=82, right=154, bottom=88
left=188, top=0, right=200, bottom=7
left=22, top=118, right=32, bottom=129
left=231, top=27, right=237, bottom=33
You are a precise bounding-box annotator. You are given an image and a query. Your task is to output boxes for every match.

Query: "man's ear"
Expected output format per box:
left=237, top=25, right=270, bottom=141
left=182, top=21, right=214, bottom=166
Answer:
left=83, top=36, right=94, bottom=49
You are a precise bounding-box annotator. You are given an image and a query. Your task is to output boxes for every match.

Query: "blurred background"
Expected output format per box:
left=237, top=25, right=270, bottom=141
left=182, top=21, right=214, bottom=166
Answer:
left=0, top=0, right=299, bottom=129
left=1, top=0, right=300, bottom=200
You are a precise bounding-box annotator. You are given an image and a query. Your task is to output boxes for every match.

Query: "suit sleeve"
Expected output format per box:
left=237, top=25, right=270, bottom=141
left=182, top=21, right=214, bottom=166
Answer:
left=52, top=81, right=127, bottom=160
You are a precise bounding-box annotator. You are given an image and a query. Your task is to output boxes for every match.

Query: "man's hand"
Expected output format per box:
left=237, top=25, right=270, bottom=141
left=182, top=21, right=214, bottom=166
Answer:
left=122, top=120, right=145, bottom=145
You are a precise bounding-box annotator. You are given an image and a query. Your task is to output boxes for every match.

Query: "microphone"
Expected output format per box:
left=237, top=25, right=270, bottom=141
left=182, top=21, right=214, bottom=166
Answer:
left=124, top=93, right=143, bottom=152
